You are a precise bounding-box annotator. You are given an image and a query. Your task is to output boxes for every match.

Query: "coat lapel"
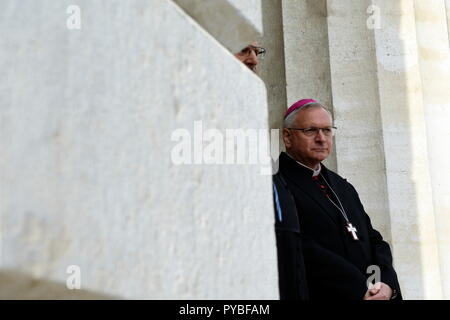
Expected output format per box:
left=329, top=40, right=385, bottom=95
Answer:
left=279, top=153, right=341, bottom=227
left=322, top=167, right=354, bottom=224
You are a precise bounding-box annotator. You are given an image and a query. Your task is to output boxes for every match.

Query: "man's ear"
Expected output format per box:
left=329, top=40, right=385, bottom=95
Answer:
left=282, top=128, right=291, bottom=148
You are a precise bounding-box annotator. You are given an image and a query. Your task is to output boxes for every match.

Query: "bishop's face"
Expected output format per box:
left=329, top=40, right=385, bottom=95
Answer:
left=283, top=107, right=333, bottom=169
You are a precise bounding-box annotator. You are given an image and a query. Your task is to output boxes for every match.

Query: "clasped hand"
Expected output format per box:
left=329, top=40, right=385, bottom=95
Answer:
left=363, top=282, right=392, bottom=300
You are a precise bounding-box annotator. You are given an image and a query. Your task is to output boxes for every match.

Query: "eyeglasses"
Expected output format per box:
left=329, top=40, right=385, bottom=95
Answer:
left=237, top=45, right=266, bottom=59
left=287, top=126, right=337, bottom=137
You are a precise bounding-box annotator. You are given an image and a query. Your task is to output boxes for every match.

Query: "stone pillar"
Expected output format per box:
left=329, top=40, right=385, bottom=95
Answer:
left=446, top=0, right=450, bottom=47
left=327, top=0, right=446, bottom=299
left=174, top=0, right=263, bottom=53
left=373, top=0, right=443, bottom=299
left=414, top=0, right=450, bottom=299
left=326, top=0, right=392, bottom=250
left=258, top=0, right=288, bottom=155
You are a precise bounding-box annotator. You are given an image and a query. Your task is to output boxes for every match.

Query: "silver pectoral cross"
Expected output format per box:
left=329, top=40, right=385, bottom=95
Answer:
left=346, top=223, right=359, bottom=240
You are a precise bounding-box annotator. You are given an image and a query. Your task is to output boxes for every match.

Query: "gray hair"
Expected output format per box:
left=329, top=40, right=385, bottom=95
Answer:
left=283, top=103, right=333, bottom=128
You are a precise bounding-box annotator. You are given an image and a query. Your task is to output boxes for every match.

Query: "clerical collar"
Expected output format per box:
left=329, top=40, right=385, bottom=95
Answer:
left=286, top=152, right=321, bottom=177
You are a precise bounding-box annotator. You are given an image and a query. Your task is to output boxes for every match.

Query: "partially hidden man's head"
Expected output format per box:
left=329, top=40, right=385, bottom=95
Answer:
left=282, top=99, right=335, bottom=168
left=234, top=42, right=266, bottom=72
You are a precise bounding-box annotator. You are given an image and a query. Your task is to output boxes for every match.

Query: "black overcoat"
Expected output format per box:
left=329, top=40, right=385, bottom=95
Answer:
left=274, top=152, right=402, bottom=300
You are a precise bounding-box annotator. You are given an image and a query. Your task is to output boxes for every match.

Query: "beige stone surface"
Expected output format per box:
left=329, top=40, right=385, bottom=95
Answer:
left=228, top=0, right=263, bottom=33
left=258, top=0, right=288, bottom=159
left=173, top=0, right=262, bottom=53
left=0, top=270, right=117, bottom=299
left=446, top=0, right=450, bottom=47
left=0, top=0, right=277, bottom=299
left=373, top=0, right=443, bottom=299
left=327, top=0, right=391, bottom=247
left=414, top=0, right=450, bottom=299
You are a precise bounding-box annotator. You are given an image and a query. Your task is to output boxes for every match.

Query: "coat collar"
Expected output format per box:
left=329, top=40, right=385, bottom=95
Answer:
left=285, top=152, right=322, bottom=177
left=278, top=152, right=344, bottom=227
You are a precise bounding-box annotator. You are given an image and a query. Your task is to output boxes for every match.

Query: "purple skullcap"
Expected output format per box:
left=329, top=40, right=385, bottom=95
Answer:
left=284, top=99, right=318, bottom=119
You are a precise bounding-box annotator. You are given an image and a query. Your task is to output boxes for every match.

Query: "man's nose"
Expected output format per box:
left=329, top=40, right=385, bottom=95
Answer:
left=246, top=50, right=259, bottom=65
left=315, top=129, right=327, bottom=141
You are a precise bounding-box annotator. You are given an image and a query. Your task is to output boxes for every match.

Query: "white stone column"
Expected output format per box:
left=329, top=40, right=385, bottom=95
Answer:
left=173, top=0, right=263, bottom=53
left=326, top=0, right=392, bottom=248
left=373, top=0, right=443, bottom=299
left=445, top=0, right=450, bottom=47
left=258, top=0, right=288, bottom=156
left=414, top=0, right=450, bottom=299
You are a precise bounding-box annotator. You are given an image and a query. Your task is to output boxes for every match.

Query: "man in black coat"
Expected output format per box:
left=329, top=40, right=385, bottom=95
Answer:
left=273, top=99, right=402, bottom=300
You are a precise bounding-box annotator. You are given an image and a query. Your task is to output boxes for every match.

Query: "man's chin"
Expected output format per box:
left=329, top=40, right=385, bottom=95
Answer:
left=313, top=153, right=329, bottom=162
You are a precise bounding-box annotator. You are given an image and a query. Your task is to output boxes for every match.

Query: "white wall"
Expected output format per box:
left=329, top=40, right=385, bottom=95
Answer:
left=0, top=0, right=278, bottom=299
